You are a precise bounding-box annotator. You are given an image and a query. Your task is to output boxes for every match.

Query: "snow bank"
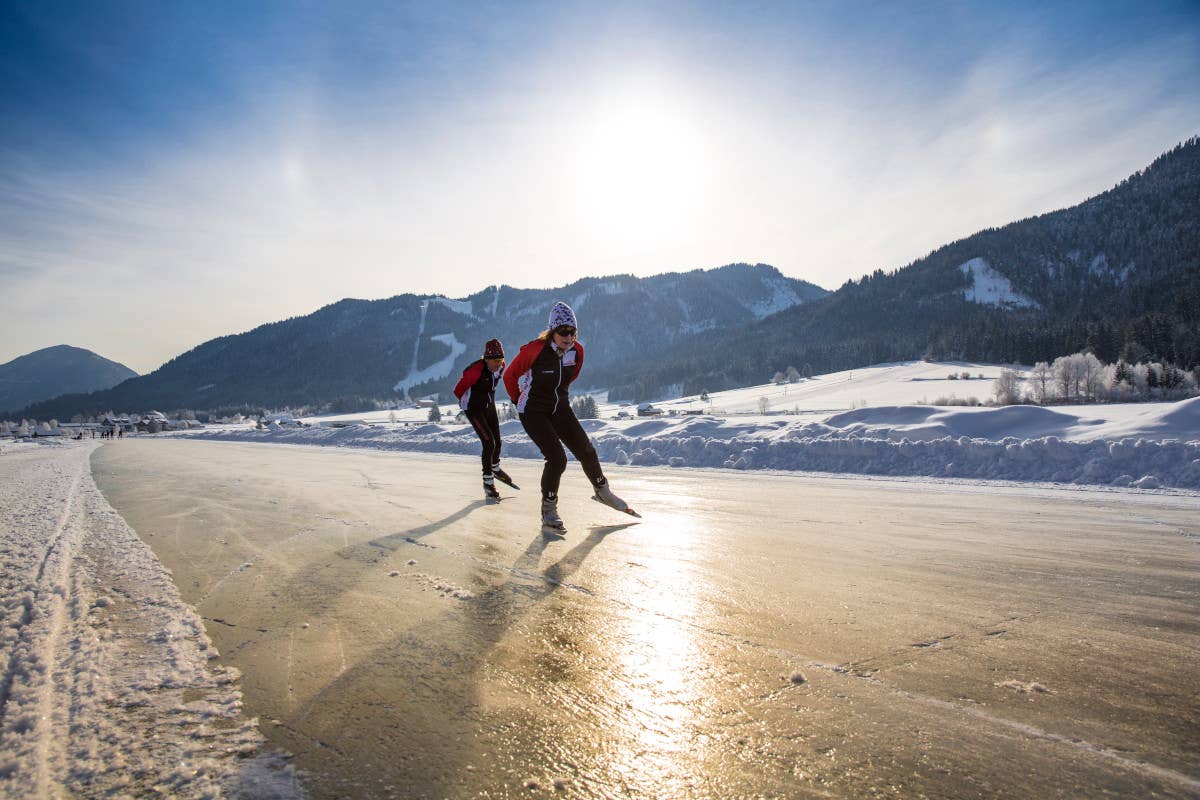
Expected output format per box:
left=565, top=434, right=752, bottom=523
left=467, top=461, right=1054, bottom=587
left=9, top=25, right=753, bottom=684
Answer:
left=182, top=395, right=1200, bottom=491
left=0, top=442, right=303, bottom=798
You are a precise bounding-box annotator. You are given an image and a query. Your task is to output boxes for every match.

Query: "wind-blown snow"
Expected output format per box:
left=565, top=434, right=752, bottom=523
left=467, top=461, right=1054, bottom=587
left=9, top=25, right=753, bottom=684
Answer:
left=393, top=333, right=467, bottom=395
left=960, top=257, right=1039, bottom=309
left=182, top=361, right=1200, bottom=491
left=0, top=441, right=303, bottom=798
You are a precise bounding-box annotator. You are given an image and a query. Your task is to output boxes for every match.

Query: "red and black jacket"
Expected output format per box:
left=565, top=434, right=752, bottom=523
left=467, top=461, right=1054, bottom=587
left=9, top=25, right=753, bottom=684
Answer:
left=503, top=338, right=584, bottom=415
left=453, top=359, right=503, bottom=413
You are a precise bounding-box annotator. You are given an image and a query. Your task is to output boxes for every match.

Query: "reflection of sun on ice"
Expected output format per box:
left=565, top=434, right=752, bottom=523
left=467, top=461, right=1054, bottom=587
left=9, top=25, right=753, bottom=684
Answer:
left=568, top=86, right=712, bottom=246
left=598, top=507, right=715, bottom=789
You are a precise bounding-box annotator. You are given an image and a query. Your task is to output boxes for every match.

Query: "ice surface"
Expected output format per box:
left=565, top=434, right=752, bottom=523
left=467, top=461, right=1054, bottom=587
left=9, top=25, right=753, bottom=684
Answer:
left=87, top=441, right=1200, bottom=799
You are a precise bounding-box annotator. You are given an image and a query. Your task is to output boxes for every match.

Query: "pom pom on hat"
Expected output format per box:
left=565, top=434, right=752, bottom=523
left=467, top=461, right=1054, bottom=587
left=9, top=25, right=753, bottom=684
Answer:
left=548, top=301, right=577, bottom=331
left=483, top=338, right=504, bottom=359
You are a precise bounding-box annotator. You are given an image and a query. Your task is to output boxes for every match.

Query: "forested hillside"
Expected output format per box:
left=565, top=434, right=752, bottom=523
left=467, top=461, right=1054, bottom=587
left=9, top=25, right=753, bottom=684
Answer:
left=10, top=264, right=825, bottom=419
left=607, top=137, right=1200, bottom=401
left=0, top=346, right=137, bottom=412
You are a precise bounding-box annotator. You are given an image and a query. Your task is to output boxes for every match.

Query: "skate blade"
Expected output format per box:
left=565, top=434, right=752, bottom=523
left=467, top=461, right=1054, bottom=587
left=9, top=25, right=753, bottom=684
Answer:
left=592, top=495, right=641, bottom=518
left=495, top=476, right=520, bottom=490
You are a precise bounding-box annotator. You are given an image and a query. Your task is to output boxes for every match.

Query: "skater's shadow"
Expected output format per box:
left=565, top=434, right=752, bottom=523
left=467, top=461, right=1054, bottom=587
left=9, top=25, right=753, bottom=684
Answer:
left=271, top=500, right=490, bottom=618
left=480, top=522, right=636, bottom=613
left=272, top=517, right=637, bottom=796
left=366, top=500, right=489, bottom=552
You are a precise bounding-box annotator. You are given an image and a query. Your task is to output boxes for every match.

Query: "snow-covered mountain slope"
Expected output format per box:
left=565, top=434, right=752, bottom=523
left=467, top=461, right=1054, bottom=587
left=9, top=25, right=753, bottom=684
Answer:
left=959, top=258, right=1039, bottom=309
left=15, top=263, right=827, bottom=418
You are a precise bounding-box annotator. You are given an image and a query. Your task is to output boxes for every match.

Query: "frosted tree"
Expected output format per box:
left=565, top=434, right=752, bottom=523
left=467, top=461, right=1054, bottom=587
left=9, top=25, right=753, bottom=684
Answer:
left=1080, top=353, right=1106, bottom=401
left=757, top=396, right=770, bottom=414
left=1028, top=362, right=1054, bottom=403
left=772, top=371, right=786, bottom=385
left=786, top=366, right=800, bottom=383
left=571, top=395, right=598, bottom=419
left=427, top=404, right=442, bottom=422
left=992, top=369, right=1023, bottom=405
left=1052, top=355, right=1081, bottom=400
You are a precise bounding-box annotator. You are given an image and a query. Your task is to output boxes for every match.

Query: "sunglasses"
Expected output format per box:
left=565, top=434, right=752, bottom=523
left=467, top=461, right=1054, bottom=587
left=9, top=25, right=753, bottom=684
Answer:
left=554, top=326, right=577, bottom=337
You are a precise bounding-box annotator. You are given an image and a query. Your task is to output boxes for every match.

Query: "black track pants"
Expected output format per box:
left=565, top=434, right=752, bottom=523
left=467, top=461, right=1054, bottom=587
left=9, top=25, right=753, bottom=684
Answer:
left=465, top=405, right=502, bottom=476
left=519, top=406, right=605, bottom=498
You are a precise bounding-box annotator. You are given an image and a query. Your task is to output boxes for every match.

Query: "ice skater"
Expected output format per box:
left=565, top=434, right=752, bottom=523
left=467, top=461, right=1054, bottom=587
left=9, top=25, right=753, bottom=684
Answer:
left=503, top=301, right=638, bottom=532
left=454, top=338, right=517, bottom=500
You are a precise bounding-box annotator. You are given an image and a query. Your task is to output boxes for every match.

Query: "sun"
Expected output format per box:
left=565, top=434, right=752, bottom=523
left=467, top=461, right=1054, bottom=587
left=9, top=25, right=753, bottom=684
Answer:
left=566, top=87, right=713, bottom=247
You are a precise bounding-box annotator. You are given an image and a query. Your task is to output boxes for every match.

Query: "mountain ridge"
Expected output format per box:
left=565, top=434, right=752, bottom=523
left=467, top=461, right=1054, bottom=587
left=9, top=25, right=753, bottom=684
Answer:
left=0, top=345, right=138, bottom=413
left=9, top=264, right=826, bottom=419
left=604, top=136, right=1200, bottom=401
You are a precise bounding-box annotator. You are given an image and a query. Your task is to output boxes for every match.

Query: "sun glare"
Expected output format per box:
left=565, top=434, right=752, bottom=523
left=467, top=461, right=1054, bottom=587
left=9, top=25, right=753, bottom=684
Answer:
left=567, top=87, right=712, bottom=247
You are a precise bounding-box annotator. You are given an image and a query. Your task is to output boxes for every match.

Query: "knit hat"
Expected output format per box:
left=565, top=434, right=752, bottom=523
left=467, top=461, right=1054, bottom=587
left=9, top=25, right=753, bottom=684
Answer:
left=548, top=301, right=577, bottom=332
left=483, top=338, right=504, bottom=359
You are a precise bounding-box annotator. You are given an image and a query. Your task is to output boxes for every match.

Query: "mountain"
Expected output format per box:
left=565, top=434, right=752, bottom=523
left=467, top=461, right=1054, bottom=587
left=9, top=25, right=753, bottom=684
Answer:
left=605, top=137, right=1200, bottom=401
left=10, top=264, right=827, bottom=419
left=0, top=345, right=138, bottom=413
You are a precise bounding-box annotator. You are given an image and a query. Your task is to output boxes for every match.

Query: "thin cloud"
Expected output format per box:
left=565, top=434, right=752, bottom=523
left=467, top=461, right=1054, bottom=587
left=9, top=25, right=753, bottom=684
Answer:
left=1, top=3, right=1197, bottom=371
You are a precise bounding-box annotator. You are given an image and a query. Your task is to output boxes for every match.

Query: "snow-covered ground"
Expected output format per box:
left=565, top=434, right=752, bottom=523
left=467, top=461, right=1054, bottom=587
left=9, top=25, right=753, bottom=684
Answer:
left=0, top=440, right=303, bottom=798
left=188, top=361, right=1200, bottom=491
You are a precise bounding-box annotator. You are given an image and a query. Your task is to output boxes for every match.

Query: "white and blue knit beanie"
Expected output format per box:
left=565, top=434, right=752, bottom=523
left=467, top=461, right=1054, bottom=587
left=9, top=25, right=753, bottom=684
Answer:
left=548, top=301, right=577, bottom=331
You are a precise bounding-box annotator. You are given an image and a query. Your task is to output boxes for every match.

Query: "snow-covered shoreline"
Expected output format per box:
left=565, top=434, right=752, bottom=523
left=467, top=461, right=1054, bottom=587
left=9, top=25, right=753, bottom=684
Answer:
left=177, top=394, right=1200, bottom=492
left=0, top=440, right=303, bottom=798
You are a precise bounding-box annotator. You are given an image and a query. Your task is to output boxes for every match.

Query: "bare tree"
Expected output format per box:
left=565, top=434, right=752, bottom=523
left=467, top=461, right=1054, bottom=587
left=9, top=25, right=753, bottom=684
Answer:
left=1080, top=353, right=1106, bottom=401
left=1029, top=361, right=1053, bottom=403
left=1053, top=354, right=1082, bottom=401
left=992, top=369, right=1023, bottom=405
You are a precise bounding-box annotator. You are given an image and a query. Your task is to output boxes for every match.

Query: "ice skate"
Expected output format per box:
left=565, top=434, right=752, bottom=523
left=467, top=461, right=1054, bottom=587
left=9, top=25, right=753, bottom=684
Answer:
left=483, top=477, right=501, bottom=502
left=492, top=467, right=519, bottom=490
left=541, top=496, right=566, bottom=533
left=592, top=482, right=641, bottom=518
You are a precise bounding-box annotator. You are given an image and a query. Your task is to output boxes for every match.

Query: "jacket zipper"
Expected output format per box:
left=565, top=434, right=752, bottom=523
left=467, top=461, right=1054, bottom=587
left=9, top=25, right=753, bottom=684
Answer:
left=552, top=347, right=563, bottom=414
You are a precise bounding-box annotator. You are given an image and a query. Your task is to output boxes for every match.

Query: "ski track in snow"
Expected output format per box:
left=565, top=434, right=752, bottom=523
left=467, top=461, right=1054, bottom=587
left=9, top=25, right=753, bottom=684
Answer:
left=0, top=441, right=304, bottom=799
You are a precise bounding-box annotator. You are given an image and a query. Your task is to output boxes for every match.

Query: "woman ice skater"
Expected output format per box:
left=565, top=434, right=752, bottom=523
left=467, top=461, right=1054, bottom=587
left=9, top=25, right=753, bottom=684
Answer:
left=454, top=338, right=517, bottom=500
left=503, top=301, right=638, bottom=531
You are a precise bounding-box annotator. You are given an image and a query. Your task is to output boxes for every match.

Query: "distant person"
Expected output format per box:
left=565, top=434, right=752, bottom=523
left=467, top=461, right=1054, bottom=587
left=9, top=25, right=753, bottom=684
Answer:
left=454, top=338, right=516, bottom=501
left=504, top=301, right=638, bottom=532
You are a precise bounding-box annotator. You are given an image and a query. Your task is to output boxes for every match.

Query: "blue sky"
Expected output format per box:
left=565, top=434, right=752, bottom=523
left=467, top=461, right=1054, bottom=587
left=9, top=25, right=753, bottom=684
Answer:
left=2, top=1, right=1198, bottom=373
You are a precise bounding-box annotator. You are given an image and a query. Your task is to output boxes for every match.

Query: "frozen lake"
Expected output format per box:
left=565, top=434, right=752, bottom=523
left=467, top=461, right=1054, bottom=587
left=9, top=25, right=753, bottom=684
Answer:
left=93, top=439, right=1200, bottom=799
